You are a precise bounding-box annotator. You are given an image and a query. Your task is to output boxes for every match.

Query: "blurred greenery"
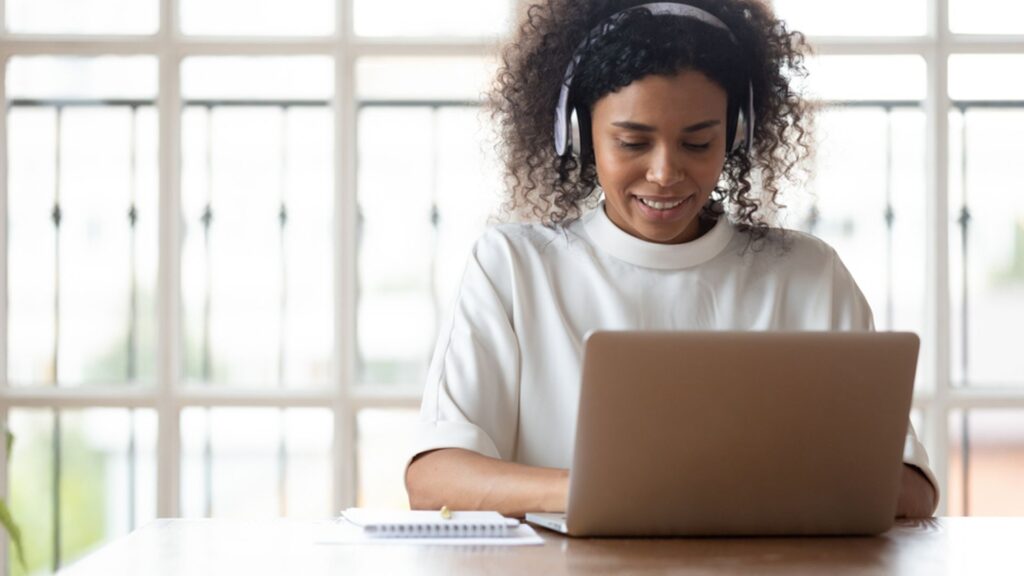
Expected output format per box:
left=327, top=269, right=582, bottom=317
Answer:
left=998, top=219, right=1024, bottom=283
left=9, top=415, right=107, bottom=576
left=995, top=218, right=1024, bottom=282
left=358, top=359, right=422, bottom=388
left=2, top=429, right=26, bottom=571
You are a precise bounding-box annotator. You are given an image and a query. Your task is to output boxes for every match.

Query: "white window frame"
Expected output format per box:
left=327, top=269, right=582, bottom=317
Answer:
left=2, top=0, right=1024, bottom=570
left=0, top=1, right=512, bottom=570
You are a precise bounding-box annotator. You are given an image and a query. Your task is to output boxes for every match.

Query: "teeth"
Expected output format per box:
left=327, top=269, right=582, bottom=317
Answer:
left=639, top=197, right=686, bottom=210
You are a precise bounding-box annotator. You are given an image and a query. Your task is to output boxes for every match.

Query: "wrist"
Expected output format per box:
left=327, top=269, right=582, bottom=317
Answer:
left=543, top=469, right=570, bottom=512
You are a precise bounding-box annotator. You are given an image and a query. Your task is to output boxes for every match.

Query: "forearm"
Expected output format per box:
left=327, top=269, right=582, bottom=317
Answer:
left=896, top=464, right=937, bottom=519
left=405, top=448, right=569, bottom=517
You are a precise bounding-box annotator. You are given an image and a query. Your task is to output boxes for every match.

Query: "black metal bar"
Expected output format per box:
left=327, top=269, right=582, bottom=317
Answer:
left=357, top=99, right=481, bottom=109
left=53, top=410, right=61, bottom=572
left=52, top=106, right=64, bottom=571
left=128, top=105, right=140, bottom=532
left=884, top=106, right=896, bottom=330
left=961, top=410, right=971, bottom=515
left=203, top=410, right=213, bottom=518
left=10, top=97, right=1024, bottom=111
left=202, top=105, right=215, bottom=518
left=128, top=105, right=139, bottom=384
left=9, top=98, right=329, bottom=108
left=277, top=105, right=289, bottom=393
left=128, top=410, right=137, bottom=531
left=429, top=108, right=442, bottom=361
left=278, top=410, right=287, bottom=517
left=52, top=106, right=63, bottom=388
left=958, top=109, right=972, bottom=514
left=829, top=100, right=1024, bottom=109
left=278, top=106, right=290, bottom=517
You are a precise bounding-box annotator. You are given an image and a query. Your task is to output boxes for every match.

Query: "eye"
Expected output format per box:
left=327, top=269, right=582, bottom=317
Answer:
left=616, top=139, right=648, bottom=150
left=684, top=141, right=713, bottom=151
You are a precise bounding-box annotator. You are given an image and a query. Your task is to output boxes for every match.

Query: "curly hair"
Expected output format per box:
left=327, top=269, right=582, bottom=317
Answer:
left=488, top=0, right=815, bottom=242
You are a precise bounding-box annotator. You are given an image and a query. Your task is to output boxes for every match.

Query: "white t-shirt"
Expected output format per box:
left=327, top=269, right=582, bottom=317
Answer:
left=411, top=203, right=939, bottom=496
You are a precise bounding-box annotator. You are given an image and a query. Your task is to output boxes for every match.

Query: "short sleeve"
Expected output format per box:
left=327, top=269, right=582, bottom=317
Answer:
left=829, top=249, right=940, bottom=503
left=405, top=232, right=521, bottom=470
left=828, top=251, right=875, bottom=331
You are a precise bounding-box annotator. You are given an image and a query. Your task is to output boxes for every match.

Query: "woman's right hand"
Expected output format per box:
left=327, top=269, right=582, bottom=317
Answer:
left=405, top=448, right=569, bottom=518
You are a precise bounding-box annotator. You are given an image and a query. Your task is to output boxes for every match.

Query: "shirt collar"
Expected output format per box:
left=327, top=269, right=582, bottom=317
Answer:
left=582, top=201, right=735, bottom=270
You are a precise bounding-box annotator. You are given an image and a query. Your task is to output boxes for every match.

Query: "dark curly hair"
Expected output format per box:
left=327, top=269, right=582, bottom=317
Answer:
left=488, top=0, right=815, bottom=242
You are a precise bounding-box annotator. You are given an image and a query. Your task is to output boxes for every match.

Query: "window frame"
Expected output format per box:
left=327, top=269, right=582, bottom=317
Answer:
left=0, top=0, right=511, bottom=569
left=3, top=0, right=1024, bottom=570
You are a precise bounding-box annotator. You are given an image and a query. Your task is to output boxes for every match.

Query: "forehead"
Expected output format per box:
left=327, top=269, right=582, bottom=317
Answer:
left=592, top=70, right=728, bottom=123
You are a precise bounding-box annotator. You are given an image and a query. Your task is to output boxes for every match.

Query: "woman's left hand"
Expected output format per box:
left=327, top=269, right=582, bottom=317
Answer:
left=895, top=464, right=937, bottom=519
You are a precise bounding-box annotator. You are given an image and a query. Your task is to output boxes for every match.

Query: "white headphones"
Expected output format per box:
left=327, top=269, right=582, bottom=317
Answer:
left=553, top=2, right=755, bottom=158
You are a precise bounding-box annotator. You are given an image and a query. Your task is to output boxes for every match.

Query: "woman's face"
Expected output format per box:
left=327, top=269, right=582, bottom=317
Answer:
left=591, top=70, right=729, bottom=244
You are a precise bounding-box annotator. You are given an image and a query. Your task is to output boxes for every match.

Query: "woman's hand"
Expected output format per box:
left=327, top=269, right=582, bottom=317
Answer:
left=895, top=464, right=937, bottom=519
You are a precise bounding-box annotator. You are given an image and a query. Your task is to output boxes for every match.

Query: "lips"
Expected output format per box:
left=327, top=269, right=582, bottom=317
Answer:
left=632, top=194, right=695, bottom=221
left=637, top=196, right=687, bottom=210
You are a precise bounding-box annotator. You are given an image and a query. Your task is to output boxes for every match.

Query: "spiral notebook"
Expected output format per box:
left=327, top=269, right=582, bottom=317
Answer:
left=340, top=508, right=522, bottom=538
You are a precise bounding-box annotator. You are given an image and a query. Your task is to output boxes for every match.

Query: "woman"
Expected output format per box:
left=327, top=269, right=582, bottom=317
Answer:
left=405, top=0, right=939, bottom=519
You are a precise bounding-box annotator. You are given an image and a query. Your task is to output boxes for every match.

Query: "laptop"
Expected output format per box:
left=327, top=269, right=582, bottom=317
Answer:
left=526, top=331, right=919, bottom=537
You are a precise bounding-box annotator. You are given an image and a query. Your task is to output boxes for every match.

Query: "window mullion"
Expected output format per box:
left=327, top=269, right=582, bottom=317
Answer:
left=157, top=0, right=183, bottom=518
left=334, top=0, right=357, bottom=513
left=925, top=0, right=953, bottom=516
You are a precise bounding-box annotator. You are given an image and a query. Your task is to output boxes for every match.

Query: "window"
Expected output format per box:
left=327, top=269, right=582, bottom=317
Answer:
left=3, top=1, right=1024, bottom=573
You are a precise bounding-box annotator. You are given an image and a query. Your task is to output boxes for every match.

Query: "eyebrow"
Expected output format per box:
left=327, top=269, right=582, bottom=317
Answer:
left=611, top=119, right=722, bottom=133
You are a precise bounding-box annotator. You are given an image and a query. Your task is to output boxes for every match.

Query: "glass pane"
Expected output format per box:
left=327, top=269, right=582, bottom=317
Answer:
left=357, top=106, right=436, bottom=386
left=5, top=0, right=157, bottom=34
left=284, top=410, right=334, bottom=519
left=948, top=410, right=1024, bottom=516
left=6, top=57, right=159, bottom=387
left=354, top=0, right=513, bottom=38
left=8, top=410, right=55, bottom=576
left=7, top=409, right=156, bottom=575
left=949, top=55, right=1024, bottom=102
left=180, top=0, right=333, bottom=36
left=181, top=57, right=332, bottom=102
left=357, top=409, right=418, bottom=508
left=950, top=0, right=1024, bottom=34
left=773, top=0, right=926, bottom=36
left=180, top=57, right=334, bottom=389
left=6, top=57, right=157, bottom=101
left=356, top=58, right=500, bottom=388
left=800, top=55, right=926, bottom=103
left=789, top=56, right=929, bottom=391
left=356, top=57, right=497, bottom=102
left=58, top=410, right=157, bottom=563
left=180, top=408, right=333, bottom=519
left=949, top=106, right=1024, bottom=387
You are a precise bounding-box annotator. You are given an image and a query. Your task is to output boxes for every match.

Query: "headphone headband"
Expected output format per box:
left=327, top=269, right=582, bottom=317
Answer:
left=553, top=2, right=755, bottom=157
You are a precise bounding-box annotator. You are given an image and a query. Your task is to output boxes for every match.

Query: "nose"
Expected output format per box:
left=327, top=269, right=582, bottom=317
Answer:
left=645, top=145, right=686, bottom=187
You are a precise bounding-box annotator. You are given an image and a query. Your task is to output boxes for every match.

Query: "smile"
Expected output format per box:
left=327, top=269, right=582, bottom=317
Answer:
left=637, top=197, right=687, bottom=210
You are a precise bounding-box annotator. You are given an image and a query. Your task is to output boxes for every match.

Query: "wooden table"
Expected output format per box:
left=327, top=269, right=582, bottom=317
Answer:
left=58, top=517, right=1024, bottom=575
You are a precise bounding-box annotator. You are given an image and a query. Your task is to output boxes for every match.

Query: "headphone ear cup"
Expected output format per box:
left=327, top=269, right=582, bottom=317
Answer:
left=570, top=107, right=583, bottom=159
left=728, top=81, right=756, bottom=154
left=731, top=108, right=748, bottom=154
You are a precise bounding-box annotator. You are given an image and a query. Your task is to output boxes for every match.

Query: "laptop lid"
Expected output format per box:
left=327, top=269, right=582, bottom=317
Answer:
left=565, top=331, right=919, bottom=537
